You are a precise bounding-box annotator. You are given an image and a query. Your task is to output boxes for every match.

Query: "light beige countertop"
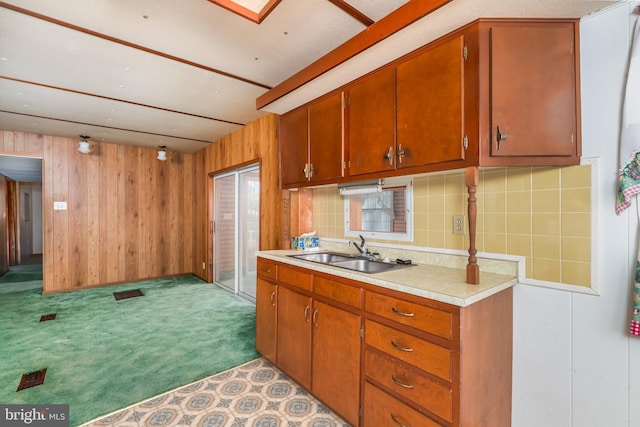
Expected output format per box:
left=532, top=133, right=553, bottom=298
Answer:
left=257, top=249, right=517, bottom=307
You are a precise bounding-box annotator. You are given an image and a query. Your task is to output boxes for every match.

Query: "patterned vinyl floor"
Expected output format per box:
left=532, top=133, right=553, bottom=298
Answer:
left=82, top=358, right=350, bottom=427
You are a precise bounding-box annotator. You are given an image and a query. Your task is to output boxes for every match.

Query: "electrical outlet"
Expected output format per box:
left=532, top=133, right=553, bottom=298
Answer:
left=453, top=215, right=465, bottom=235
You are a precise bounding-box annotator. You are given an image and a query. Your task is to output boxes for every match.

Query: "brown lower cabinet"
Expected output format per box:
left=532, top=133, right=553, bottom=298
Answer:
left=256, top=257, right=513, bottom=427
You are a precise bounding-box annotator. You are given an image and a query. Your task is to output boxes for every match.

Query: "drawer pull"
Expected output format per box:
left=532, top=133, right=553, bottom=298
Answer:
left=261, top=267, right=272, bottom=273
left=390, top=413, right=411, bottom=427
left=391, top=374, right=414, bottom=389
left=391, top=340, right=413, bottom=353
left=269, top=291, right=275, bottom=307
left=392, top=307, right=414, bottom=317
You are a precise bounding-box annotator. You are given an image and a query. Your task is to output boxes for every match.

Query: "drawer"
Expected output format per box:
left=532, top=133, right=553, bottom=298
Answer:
left=257, top=258, right=277, bottom=281
left=365, top=291, right=453, bottom=340
left=314, top=276, right=361, bottom=308
left=365, top=319, right=452, bottom=382
left=365, top=349, right=452, bottom=422
left=363, top=382, right=443, bottom=427
left=278, top=265, right=312, bottom=291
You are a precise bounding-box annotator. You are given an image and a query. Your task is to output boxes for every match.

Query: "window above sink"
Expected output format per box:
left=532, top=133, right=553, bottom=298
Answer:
left=344, top=177, right=413, bottom=242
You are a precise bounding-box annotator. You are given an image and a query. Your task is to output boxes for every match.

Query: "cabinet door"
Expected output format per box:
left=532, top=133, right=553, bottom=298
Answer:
left=348, top=67, right=396, bottom=176
left=489, top=23, right=577, bottom=158
left=276, top=286, right=312, bottom=389
left=280, top=106, right=309, bottom=187
left=397, top=34, right=466, bottom=169
left=255, top=278, right=277, bottom=363
left=308, top=92, right=344, bottom=183
left=311, top=300, right=361, bottom=426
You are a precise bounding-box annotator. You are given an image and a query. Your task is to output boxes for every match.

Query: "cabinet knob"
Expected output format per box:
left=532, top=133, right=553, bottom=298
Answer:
left=397, top=144, right=406, bottom=164
left=496, top=126, right=508, bottom=150
left=303, top=163, right=314, bottom=179
left=384, top=146, right=393, bottom=166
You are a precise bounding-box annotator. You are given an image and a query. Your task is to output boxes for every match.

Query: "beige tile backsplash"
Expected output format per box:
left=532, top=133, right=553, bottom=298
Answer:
left=311, top=164, right=592, bottom=287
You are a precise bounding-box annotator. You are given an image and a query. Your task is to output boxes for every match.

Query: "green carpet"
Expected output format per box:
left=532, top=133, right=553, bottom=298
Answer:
left=0, top=263, right=43, bottom=285
left=0, top=275, right=258, bottom=426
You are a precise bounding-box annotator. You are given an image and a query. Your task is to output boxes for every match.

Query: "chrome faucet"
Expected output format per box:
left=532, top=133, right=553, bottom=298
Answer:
left=351, top=235, right=367, bottom=256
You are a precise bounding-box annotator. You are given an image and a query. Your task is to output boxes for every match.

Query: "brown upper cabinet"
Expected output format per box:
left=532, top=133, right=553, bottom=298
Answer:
left=280, top=91, right=344, bottom=188
left=347, top=67, right=396, bottom=177
left=279, top=19, right=581, bottom=188
left=480, top=20, right=580, bottom=164
left=396, top=33, right=467, bottom=170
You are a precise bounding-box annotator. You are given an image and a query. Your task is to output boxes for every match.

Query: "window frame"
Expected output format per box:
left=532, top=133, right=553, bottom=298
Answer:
left=344, top=178, right=413, bottom=242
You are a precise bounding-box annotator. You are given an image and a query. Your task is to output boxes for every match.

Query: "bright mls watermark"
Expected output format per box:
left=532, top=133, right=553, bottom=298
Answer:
left=0, top=405, right=69, bottom=427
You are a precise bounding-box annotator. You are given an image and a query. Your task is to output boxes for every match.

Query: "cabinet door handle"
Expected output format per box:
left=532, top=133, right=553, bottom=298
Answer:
left=496, top=126, right=508, bottom=150
left=308, top=163, right=315, bottom=178
left=312, top=309, right=319, bottom=327
left=391, top=374, right=414, bottom=389
left=397, top=144, right=406, bottom=164
left=304, top=305, right=310, bottom=322
left=390, top=413, right=411, bottom=427
left=391, top=307, right=414, bottom=317
left=269, top=291, right=275, bottom=307
left=384, top=146, right=393, bottom=165
left=391, top=340, right=413, bottom=352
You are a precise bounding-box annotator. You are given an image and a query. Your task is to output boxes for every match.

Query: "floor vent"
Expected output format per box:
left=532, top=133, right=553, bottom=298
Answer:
left=40, top=313, right=57, bottom=322
left=113, top=289, right=144, bottom=301
left=17, top=368, right=47, bottom=391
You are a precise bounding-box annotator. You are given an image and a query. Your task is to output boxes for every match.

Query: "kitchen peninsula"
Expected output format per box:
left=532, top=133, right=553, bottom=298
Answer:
left=256, top=248, right=517, bottom=426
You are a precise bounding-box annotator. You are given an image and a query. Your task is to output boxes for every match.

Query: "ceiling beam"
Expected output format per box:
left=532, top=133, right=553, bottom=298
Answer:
left=255, top=0, right=453, bottom=110
left=327, top=0, right=374, bottom=27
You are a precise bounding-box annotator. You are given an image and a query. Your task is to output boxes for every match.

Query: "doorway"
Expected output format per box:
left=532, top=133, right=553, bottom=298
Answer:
left=213, top=164, right=260, bottom=301
left=0, top=154, right=43, bottom=291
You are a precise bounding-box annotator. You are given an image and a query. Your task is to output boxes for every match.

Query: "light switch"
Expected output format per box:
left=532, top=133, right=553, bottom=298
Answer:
left=54, top=201, right=68, bottom=211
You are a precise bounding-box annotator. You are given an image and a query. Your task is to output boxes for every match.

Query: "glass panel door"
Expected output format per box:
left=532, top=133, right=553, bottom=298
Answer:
left=213, top=164, right=260, bottom=300
left=239, top=167, right=260, bottom=299
left=214, top=173, right=236, bottom=291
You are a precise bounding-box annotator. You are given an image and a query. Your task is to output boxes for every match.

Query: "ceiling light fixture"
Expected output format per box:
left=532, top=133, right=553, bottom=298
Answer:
left=78, top=135, right=91, bottom=154
left=157, top=146, right=167, bottom=161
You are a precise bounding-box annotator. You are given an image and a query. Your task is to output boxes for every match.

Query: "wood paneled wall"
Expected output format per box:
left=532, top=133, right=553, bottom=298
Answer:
left=3, top=114, right=280, bottom=290
left=42, top=136, right=194, bottom=292
left=0, top=130, right=45, bottom=154
left=193, top=113, right=282, bottom=280
left=1, top=130, right=194, bottom=293
left=0, top=174, right=8, bottom=277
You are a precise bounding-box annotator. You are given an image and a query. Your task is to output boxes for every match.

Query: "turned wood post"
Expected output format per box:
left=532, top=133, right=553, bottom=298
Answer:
left=465, top=167, right=480, bottom=284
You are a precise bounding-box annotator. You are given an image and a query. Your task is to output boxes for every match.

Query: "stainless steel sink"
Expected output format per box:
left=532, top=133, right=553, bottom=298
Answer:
left=290, top=252, right=355, bottom=264
left=330, top=259, right=403, bottom=273
left=289, top=252, right=414, bottom=274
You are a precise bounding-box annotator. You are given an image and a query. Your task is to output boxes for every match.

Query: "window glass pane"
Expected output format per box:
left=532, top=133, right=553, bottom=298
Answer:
left=345, top=181, right=412, bottom=241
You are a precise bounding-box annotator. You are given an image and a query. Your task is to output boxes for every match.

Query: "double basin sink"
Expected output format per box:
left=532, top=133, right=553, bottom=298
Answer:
left=288, top=251, right=414, bottom=274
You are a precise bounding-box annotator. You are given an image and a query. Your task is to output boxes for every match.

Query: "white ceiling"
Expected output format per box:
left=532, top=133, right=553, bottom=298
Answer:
left=0, top=0, right=624, bottom=184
